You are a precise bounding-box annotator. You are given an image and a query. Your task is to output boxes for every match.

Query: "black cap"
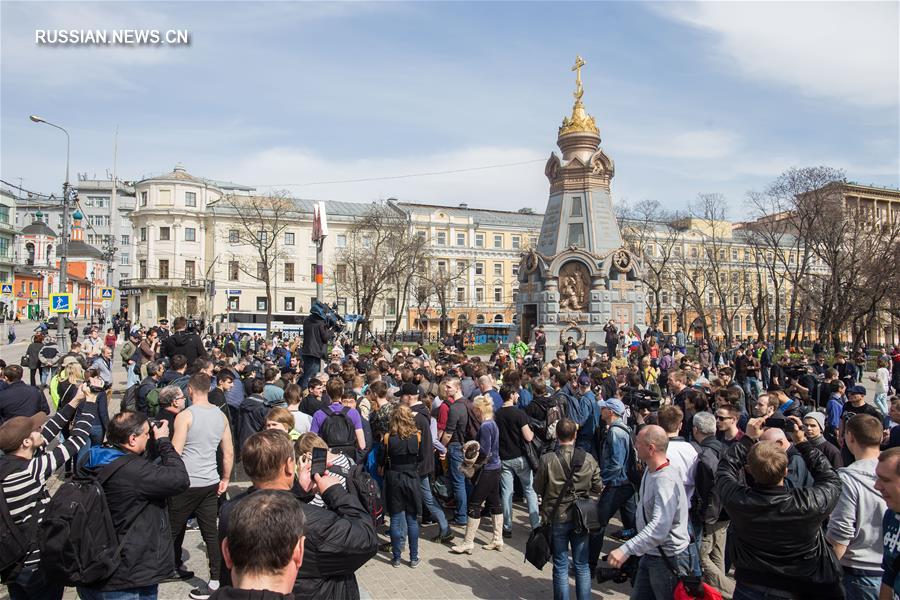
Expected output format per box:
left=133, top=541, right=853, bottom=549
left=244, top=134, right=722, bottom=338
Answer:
left=394, top=382, right=420, bottom=397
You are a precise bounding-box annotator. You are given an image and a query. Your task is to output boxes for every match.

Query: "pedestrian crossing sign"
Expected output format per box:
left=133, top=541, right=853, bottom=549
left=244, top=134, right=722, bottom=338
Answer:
left=1, top=284, right=11, bottom=295
left=101, top=288, right=114, bottom=299
left=49, top=293, right=73, bottom=313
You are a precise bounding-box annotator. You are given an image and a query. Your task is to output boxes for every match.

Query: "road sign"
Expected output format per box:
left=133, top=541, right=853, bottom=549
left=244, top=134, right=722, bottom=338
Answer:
left=101, top=288, right=114, bottom=299
left=49, top=293, right=73, bottom=313
left=30, top=290, right=38, bottom=298
left=1, top=284, right=12, bottom=295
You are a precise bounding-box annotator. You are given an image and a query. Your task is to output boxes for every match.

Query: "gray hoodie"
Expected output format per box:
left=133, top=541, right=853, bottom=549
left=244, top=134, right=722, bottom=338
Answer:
left=826, top=457, right=886, bottom=571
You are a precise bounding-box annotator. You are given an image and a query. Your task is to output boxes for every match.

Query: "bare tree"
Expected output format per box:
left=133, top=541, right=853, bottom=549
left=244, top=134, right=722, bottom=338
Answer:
left=420, top=258, right=471, bottom=338
left=218, top=191, right=296, bottom=337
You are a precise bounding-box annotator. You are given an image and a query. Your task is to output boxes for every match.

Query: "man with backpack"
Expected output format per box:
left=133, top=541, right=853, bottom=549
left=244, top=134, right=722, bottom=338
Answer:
left=120, top=331, right=141, bottom=388
left=0, top=378, right=97, bottom=600
left=569, top=373, right=600, bottom=456
left=161, top=316, right=207, bottom=366
left=310, top=389, right=366, bottom=460
left=72, top=410, right=190, bottom=599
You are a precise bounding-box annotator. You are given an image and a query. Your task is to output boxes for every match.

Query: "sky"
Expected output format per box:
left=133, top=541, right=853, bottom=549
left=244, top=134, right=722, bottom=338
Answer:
left=1, top=1, right=897, bottom=220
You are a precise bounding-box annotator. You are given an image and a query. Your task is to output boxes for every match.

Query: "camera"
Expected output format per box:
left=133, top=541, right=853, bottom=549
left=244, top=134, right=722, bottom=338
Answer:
left=310, top=300, right=345, bottom=332
left=596, top=554, right=639, bottom=585
left=149, top=419, right=163, bottom=429
left=620, top=386, right=661, bottom=411
left=764, top=415, right=796, bottom=432
left=784, top=364, right=809, bottom=380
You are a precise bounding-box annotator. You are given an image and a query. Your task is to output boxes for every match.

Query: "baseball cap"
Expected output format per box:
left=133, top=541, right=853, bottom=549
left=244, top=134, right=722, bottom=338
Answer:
left=577, top=373, right=591, bottom=387
left=599, top=398, right=626, bottom=416
left=61, top=355, right=81, bottom=369
left=847, top=385, right=867, bottom=396
left=394, top=382, right=420, bottom=397
left=0, top=413, right=49, bottom=453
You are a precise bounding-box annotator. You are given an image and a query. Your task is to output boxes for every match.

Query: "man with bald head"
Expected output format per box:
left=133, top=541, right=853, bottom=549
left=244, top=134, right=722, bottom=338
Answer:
left=608, top=424, right=691, bottom=599
left=760, top=423, right=814, bottom=489
left=716, top=416, right=842, bottom=599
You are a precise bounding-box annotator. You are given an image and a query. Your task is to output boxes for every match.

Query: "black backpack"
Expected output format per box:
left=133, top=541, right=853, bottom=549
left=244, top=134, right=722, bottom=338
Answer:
left=347, top=463, right=385, bottom=527
left=0, top=459, right=44, bottom=582
left=38, top=454, right=140, bottom=586
left=319, top=405, right=356, bottom=456
left=120, top=383, right=140, bottom=412
left=463, top=400, right=483, bottom=442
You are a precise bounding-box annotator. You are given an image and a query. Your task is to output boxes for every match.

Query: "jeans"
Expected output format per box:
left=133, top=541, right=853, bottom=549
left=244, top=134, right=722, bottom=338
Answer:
left=77, top=585, right=158, bottom=600
left=168, top=484, right=221, bottom=580
left=742, top=378, right=760, bottom=403
left=500, top=456, right=540, bottom=532
left=631, top=551, right=691, bottom=600
left=421, top=475, right=449, bottom=535
left=700, top=520, right=734, bottom=597
left=389, top=511, right=419, bottom=562
left=551, top=521, right=590, bottom=600
left=8, top=565, right=65, bottom=600
left=843, top=573, right=880, bottom=600
left=298, top=355, right=321, bottom=389
left=447, top=442, right=467, bottom=524
left=40, top=367, right=51, bottom=386
left=588, top=484, right=637, bottom=569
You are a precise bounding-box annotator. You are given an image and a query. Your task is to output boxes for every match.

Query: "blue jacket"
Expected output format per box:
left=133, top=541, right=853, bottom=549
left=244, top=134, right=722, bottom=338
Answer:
left=516, top=386, right=533, bottom=409
left=601, top=420, right=632, bottom=486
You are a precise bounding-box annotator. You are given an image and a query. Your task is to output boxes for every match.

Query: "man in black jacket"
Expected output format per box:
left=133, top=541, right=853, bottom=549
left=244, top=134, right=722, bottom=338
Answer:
left=218, top=430, right=377, bottom=600
left=76, top=410, right=190, bottom=598
left=298, top=312, right=332, bottom=390
left=690, top=411, right=733, bottom=598
left=161, top=316, right=207, bottom=366
left=0, top=365, right=49, bottom=424
left=716, top=415, right=843, bottom=599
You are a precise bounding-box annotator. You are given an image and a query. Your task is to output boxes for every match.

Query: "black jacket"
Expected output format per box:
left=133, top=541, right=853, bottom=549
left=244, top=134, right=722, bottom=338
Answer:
left=210, top=588, right=293, bottom=600
left=691, top=436, right=724, bottom=527
left=0, top=380, right=50, bottom=424
left=161, top=330, right=207, bottom=365
left=238, top=395, right=268, bottom=451
left=716, top=437, right=843, bottom=598
left=77, top=438, right=190, bottom=591
left=301, top=316, right=332, bottom=360
left=410, top=402, right=434, bottom=477
left=219, top=485, right=377, bottom=600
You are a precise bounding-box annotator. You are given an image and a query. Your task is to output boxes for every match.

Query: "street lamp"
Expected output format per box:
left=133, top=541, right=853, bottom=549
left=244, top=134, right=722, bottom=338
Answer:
left=89, top=269, right=95, bottom=326
left=30, top=115, right=72, bottom=351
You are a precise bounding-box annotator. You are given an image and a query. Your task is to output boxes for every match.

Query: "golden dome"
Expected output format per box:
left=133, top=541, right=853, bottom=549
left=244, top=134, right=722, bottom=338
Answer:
left=559, top=56, right=599, bottom=136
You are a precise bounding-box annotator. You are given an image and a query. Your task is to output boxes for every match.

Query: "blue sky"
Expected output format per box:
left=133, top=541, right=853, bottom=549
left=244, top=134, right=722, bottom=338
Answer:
left=2, top=1, right=897, bottom=219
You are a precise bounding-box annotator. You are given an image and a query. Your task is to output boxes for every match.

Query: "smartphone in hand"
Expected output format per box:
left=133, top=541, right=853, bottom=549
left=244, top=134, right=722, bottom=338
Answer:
left=311, top=447, right=327, bottom=478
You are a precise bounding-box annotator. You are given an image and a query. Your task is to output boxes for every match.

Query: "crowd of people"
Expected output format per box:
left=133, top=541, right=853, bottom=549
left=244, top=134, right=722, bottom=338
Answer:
left=2, top=311, right=900, bottom=600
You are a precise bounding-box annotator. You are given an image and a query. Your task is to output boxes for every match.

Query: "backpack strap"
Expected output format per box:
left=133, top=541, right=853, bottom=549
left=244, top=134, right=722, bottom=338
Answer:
left=95, top=453, right=142, bottom=486
left=323, top=405, right=336, bottom=416
left=547, top=448, right=586, bottom=523
left=339, top=406, right=351, bottom=417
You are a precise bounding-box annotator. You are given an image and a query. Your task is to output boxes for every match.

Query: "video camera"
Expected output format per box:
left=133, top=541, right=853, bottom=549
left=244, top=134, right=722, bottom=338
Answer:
left=784, top=363, right=809, bottom=381
left=596, top=553, right=639, bottom=586
left=620, top=385, right=661, bottom=411
left=310, top=300, right=345, bottom=332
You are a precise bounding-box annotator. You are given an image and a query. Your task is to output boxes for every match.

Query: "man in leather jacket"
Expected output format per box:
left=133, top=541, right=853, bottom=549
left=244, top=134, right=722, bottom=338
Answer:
left=716, top=415, right=843, bottom=599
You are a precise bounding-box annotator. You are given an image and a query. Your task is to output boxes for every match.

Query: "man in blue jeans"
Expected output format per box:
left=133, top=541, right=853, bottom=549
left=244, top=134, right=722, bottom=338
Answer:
left=438, top=378, right=469, bottom=525
left=588, top=397, right=637, bottom=574
left=496, top=385, right=541, bottom=537
left=608, top=425, right=691, bottom=600
left=536, top=418, right=602, bottom=600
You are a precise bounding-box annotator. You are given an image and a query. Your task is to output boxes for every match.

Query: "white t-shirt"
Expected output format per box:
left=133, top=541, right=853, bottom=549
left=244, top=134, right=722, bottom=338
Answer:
left=876, top=367, right=890, bottom=395
left=291, top=409, right=312, bottom=435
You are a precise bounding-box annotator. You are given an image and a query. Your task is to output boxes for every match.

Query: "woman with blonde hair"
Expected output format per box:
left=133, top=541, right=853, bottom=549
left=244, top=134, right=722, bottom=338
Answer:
left=380, top=405, right=422, bottom=568
left=451, top=394, right=503, bottom=554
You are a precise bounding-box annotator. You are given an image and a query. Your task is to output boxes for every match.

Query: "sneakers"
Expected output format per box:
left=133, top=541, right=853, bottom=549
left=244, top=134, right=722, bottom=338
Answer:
left=409, top=558, right=420, bottom=568
left=431, top=530, right=455, bottom=544
left=502, top=529, right=512, bottom=539
left=391, top=558, right=402, bottom=568
left=162, top=566, right=194, bottom=582
left=611, top=528, right=636, bottom=542
left=189, top=584, right=213, bottom=600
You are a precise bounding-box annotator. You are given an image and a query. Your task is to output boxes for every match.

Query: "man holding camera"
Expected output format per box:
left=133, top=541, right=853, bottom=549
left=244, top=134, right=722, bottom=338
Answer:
left=608, top=425, right=691, bottom=600
left=715, top=415, right=842, bottom=599
left=299, top=304, right=334, bottom=390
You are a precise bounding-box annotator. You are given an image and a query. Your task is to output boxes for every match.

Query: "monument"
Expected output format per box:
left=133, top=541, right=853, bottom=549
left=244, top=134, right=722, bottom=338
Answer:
left=517, top=56, right=645, bottom=353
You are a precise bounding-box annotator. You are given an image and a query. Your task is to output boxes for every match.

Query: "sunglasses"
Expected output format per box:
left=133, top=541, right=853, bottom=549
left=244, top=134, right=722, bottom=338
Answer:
left=715, top=415, right=732, bottom=421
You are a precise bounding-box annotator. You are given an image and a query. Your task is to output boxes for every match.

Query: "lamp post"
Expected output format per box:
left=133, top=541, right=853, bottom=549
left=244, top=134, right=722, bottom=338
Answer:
left=90, top=269, right=95, bottom=326
left=30, top=115, right=71, bottom=352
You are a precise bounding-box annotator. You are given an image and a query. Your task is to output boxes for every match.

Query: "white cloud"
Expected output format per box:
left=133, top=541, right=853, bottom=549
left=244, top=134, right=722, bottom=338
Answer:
left=618, top=129, right=741, bottom=159
left=653, top=1, right=899, bottom=107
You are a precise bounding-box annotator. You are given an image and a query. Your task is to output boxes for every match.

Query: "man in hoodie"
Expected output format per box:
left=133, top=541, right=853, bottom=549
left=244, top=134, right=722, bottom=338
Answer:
left=826, top=414, right=886, bottom=600
left=75, top=411, right=190, bottom=599
left=161, top=316, right=207, bottom=366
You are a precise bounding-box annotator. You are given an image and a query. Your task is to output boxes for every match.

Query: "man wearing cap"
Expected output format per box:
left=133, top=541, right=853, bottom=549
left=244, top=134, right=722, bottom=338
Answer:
left=588, top=396, right=638, bottom=573
left=839, top=385, right=884, bottom=467
left=803, top=411, right=843, bottom=469
left=0, top=379, right=97, bottom=600
left=0, top=365, right=49, bottom=425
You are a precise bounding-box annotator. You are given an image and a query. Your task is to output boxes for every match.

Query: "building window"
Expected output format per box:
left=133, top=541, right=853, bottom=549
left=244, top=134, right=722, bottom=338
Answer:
left=494, top=314, right=504, bottom=323
left=140, top=227, right=148, bottom=242
left=184, top=260, right=195, bottom=280
left=257, top=262, right=266, bottom=280
left=493, top=263, right=502, bottom=277
left=257, top=297, right=267, bottom=312
left=228, top=296, right=240, bottom=311
left=159, top=259, right=169, bottom=279
left=493, top=234, right=503, bottom=248
left=284, top=262, right=294, bottom=282
left=731, top=248, right=738, bottom=261
left=336, top=264, right=347, bottom=283
left=184, top=227, right=196, bottom=242
left=284, top=297, right=295, bottom=312
left=494, top=287, right=502, bottom=302
left=690, top=247, right=698, bottom=258
left=228, top=261, right=239, bottom=281
left=185, top=191, right=197, bottom=207
left=475, top=262, right=484, bottom=275
left=386, top=298, right=397, bottom=316
left=456, top=287, right=465, bottom=302
left=121, top=234, right=129, bottom=246
left=570, top=197, right=583, bottom=217
left=139, top=260, right=147, bottom=278
left=87, top=234, right=95, bottom=245
left=456, top=260, right=467, bottom=275
left=0, top=206, right=8, bottom=224
left=336, top=234, right=347, bottom=248
left=159, top=227, right=170, bottom=241
left=475, top=233, right=485, bottom=248
left=120, top=254, right=129, bottom=266
left=228, top=229, right=239, bottom=244
left=257, top=231, right=268, bottom=245
left=280, top=232, right=294, bottom=246
left=140, top=191, right=148, bottom=207
left=456, top=232, right=466, bottom=246
left=437, top=231, right=447, bottom=245
left=511, top=235, right=521, bottom=249
left=661, top=291, right=669, bottom=304
left=476, top=287, right=484, bottom=302
left=567, top=223, right=584, bottom=247
left=512, top=263, right=519, bottom=277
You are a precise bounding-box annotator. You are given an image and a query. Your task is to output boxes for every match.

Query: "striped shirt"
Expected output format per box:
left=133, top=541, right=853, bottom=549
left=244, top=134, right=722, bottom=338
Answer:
left=1, top=402, right=95, bottom=567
